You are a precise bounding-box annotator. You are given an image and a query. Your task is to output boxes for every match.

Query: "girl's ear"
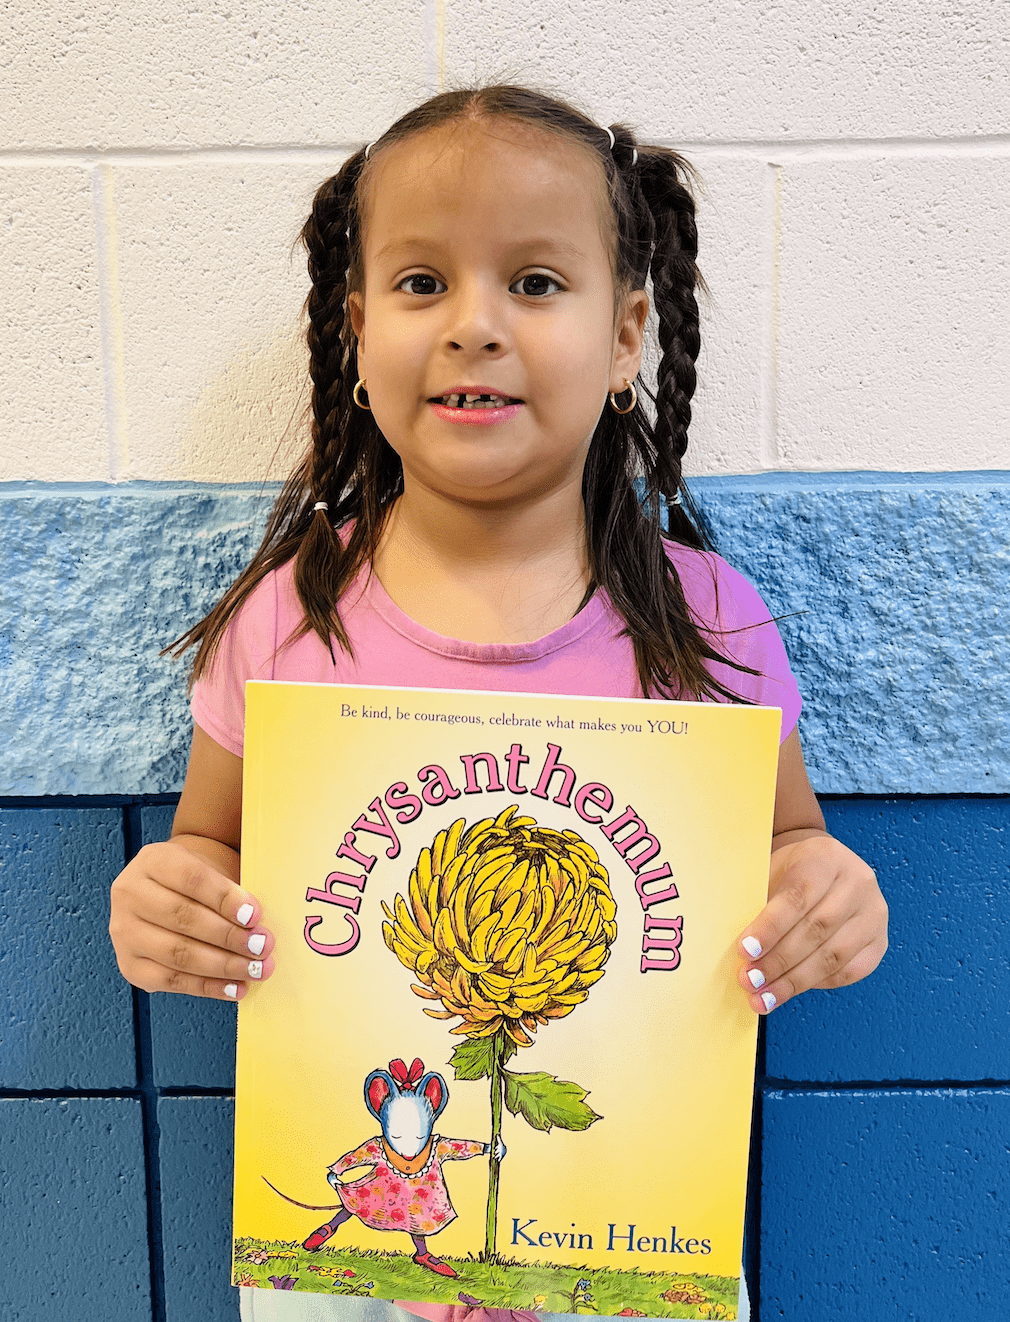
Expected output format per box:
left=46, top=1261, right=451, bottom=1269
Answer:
left=420, top=1071, right=448, bottom=1121
left=348, top=291, right=365, bottom=352
left=364, top=1069, right=396, bottom=1118
left=610, top=289, right=649, bottom=395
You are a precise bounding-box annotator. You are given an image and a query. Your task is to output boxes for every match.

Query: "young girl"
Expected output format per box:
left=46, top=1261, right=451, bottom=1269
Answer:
left=109, top=84, right=887, bottom=1322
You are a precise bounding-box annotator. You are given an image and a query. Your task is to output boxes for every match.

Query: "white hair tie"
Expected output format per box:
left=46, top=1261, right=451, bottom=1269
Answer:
left=604, top=127, right=616, bottom=150
left=313, top=501, right=329, bottom=512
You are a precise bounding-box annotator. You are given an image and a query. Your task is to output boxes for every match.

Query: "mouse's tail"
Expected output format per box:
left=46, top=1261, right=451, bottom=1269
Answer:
left=260, top=1176, right=343, bottom=1211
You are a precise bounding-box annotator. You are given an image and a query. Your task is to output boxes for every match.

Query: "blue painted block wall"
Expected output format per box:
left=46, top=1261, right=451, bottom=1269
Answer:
left=1, top=474, right=1007, bottom=1321
left=3, top=794, right=1007, bottom=1320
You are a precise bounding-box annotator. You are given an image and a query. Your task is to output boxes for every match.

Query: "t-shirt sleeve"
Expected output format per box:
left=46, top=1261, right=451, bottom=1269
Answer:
left=670, top=545, right=803, bottom=743
left=190, top=572, right=280, bottom=758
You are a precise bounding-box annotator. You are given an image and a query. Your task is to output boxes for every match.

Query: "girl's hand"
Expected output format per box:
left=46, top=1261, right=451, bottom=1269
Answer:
left=109, top=838, right=274, bottom=1001
left=737, top=830, right=888, bottom=1014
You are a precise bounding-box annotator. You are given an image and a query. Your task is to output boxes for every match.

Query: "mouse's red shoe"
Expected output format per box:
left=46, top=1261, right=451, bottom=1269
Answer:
left=303, top=1223, right=335, bottom=1251
left=412, top=1251, right=458, bottom=1278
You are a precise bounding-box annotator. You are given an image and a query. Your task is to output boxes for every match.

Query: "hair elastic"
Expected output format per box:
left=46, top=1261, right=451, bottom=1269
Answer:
left=313, top=501, right=329, bottom=512
left=363, top=142, right=373, bottom=159
left=604, top=127, right=638, bottom=167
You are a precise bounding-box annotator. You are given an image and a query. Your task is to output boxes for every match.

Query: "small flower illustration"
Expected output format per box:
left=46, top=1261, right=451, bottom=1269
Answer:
left=268, top=1275, right=298, bottom=1290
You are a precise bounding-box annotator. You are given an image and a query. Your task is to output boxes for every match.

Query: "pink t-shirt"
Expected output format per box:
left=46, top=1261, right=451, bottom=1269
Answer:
left=191, top=542, right=801, bottom=752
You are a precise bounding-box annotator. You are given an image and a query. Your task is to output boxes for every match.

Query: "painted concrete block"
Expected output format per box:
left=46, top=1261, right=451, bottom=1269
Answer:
left=150, top=994, right=238, bottom=1091
left=0, top=166, right=109, bottom=481
left=111, top=161, right=332, bottom=483
left=694, top=473, right=1010, bottom=794
left=775, top=157, right=1010, bottom=472
left=140, top=805, right=238, bottom=1089
left=0, top=808, right=135, bottom=1089
left=5, top=2, right=430, bottom=150
left=761, top=1088, right=1010, bottom=1317
left=0, top=484, right=266, bottom=796
left=765, top=797, right=1010, bottom=1084
left=159, top=1096, right=239, bottom=1322
left=442, top=1, right=1006, bottom=141
left=0, top=1096, right=150, bottom=1320
left=2, top=475, right=1007, bottom=796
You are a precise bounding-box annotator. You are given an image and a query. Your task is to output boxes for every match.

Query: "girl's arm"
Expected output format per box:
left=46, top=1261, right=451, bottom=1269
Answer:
left=108, top=724, right=274, bottom=1000
left=736, top=727, right=889, bottom=1014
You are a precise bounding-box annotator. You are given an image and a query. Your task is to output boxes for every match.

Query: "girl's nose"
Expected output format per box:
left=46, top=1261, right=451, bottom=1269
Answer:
left=444, top=282, right=506, bottom=355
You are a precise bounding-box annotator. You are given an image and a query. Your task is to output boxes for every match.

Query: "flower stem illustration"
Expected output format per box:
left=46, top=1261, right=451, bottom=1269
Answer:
left=382, top=805, right=618, bottom=1261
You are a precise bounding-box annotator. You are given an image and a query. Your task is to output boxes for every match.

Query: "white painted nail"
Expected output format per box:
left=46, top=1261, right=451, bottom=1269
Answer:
left=224, top=983, right=239, bottom=999
left=742, top=936, right=762, bottom=959
left=247, top=933, right=266, bottom=957
left=761, top=991, right=777, bottom=1012
left=747, top=967, right=766, bottom=989
left=236, top=903, right=254, bottom=927
left=247, top=960, right=263, bottom=980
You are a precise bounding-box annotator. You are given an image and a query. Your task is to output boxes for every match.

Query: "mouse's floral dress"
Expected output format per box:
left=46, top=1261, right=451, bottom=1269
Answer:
left=328, top=1134, right=487, bottom=1236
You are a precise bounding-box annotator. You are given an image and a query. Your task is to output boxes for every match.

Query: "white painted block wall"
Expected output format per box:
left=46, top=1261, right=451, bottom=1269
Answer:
left=2, top=0, right=1007, bottom=482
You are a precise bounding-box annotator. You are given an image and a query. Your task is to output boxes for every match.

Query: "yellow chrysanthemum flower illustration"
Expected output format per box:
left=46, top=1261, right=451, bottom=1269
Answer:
left=382, top=805, right=617, bottom=1260
left=381, top=805, right=618, bottom=1047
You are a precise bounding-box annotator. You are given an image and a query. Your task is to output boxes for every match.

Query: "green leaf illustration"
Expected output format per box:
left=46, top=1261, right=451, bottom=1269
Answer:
left=502, top=1069, right=601, bottom=1132
left=450, top=1037, right=495, bottom=1081
left=449, top=1035, right=517, bottom=1081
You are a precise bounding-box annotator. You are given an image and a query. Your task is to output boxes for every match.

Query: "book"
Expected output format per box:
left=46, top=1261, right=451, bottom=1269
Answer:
left=233, top=682, right=780, bottom=1318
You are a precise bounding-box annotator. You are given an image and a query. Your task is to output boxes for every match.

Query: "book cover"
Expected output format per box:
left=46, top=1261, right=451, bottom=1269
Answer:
left=233, top=682, right=780, bottom=1318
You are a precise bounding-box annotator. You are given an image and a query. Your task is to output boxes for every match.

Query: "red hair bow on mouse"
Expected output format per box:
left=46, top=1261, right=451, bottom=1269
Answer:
left=389, top=1057, right=425, bottom=1091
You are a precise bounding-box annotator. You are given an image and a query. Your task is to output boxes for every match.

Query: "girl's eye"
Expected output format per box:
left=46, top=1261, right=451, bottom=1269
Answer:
left=511, top=273, right=561, bottom=297
left=398, top=274, right=445, bottom=296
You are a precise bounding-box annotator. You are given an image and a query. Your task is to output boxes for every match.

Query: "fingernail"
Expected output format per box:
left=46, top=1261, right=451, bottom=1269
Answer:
left=747, top=967, right=766, bottom=989
left=742, top=936, right=762, bottom=958
left=761, top=991, right=777, bottom=1012
left=236, top=903, right=254, bottom=927
left=247, top=933, right=266, bottom=957
left=224, top=983, right=239, bottom=999
left=247, top=960, right=263, bottom=980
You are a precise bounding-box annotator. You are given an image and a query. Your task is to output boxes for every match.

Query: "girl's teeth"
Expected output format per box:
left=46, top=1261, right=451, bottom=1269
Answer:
left=440, top=393, right=512, bottom=409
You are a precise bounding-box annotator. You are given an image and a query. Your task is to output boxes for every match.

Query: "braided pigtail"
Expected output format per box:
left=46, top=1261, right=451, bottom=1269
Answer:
left=633, top=142, right=716, bottom=548
left=581, top=127, right=757, bottom=701
left=170, top=145, right=401, bottom=681
left=295, top=150, right=385, bottom=659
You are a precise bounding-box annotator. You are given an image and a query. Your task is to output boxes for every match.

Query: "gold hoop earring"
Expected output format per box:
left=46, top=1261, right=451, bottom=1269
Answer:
left=353, top=378, right=371, bottom=410
left=609, top=378, right=637, bottom=414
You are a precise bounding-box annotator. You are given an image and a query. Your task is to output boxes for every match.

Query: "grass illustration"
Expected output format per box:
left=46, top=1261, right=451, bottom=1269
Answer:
left=232, top=1238, right=739, bottom=1318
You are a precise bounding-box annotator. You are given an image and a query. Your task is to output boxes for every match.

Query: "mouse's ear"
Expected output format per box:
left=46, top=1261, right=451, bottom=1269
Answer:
left=419, top=1071, right=448, bottom=1121
left=364, top=1069, right=395, bottom=1118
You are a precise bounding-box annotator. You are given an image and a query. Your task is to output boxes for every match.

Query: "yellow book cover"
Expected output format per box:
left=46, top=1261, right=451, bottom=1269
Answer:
left=233, top=682, right=780, bottom=1318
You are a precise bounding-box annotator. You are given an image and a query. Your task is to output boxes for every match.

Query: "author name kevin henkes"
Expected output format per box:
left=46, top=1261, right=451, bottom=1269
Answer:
left=511, top=1219, right=712, bottom=1256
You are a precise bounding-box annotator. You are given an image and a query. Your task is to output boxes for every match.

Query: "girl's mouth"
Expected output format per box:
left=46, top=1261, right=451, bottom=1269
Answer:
left=429, top=393, right=524, bottom=426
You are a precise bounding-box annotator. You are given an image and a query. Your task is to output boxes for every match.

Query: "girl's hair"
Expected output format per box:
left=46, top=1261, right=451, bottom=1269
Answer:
left=169, top=82, right=757, bottom=702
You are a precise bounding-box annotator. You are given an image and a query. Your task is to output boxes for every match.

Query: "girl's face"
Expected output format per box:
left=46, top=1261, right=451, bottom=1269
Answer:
left=348, top=120, right=648, bottom=510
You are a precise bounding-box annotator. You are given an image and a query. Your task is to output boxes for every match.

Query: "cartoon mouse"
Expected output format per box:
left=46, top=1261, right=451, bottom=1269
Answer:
left=267, top=1057, right=505, bottom=1278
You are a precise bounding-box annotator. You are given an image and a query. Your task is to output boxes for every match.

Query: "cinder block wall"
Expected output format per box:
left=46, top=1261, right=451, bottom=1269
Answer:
left=1, top=5, right=1007, bottom=1321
